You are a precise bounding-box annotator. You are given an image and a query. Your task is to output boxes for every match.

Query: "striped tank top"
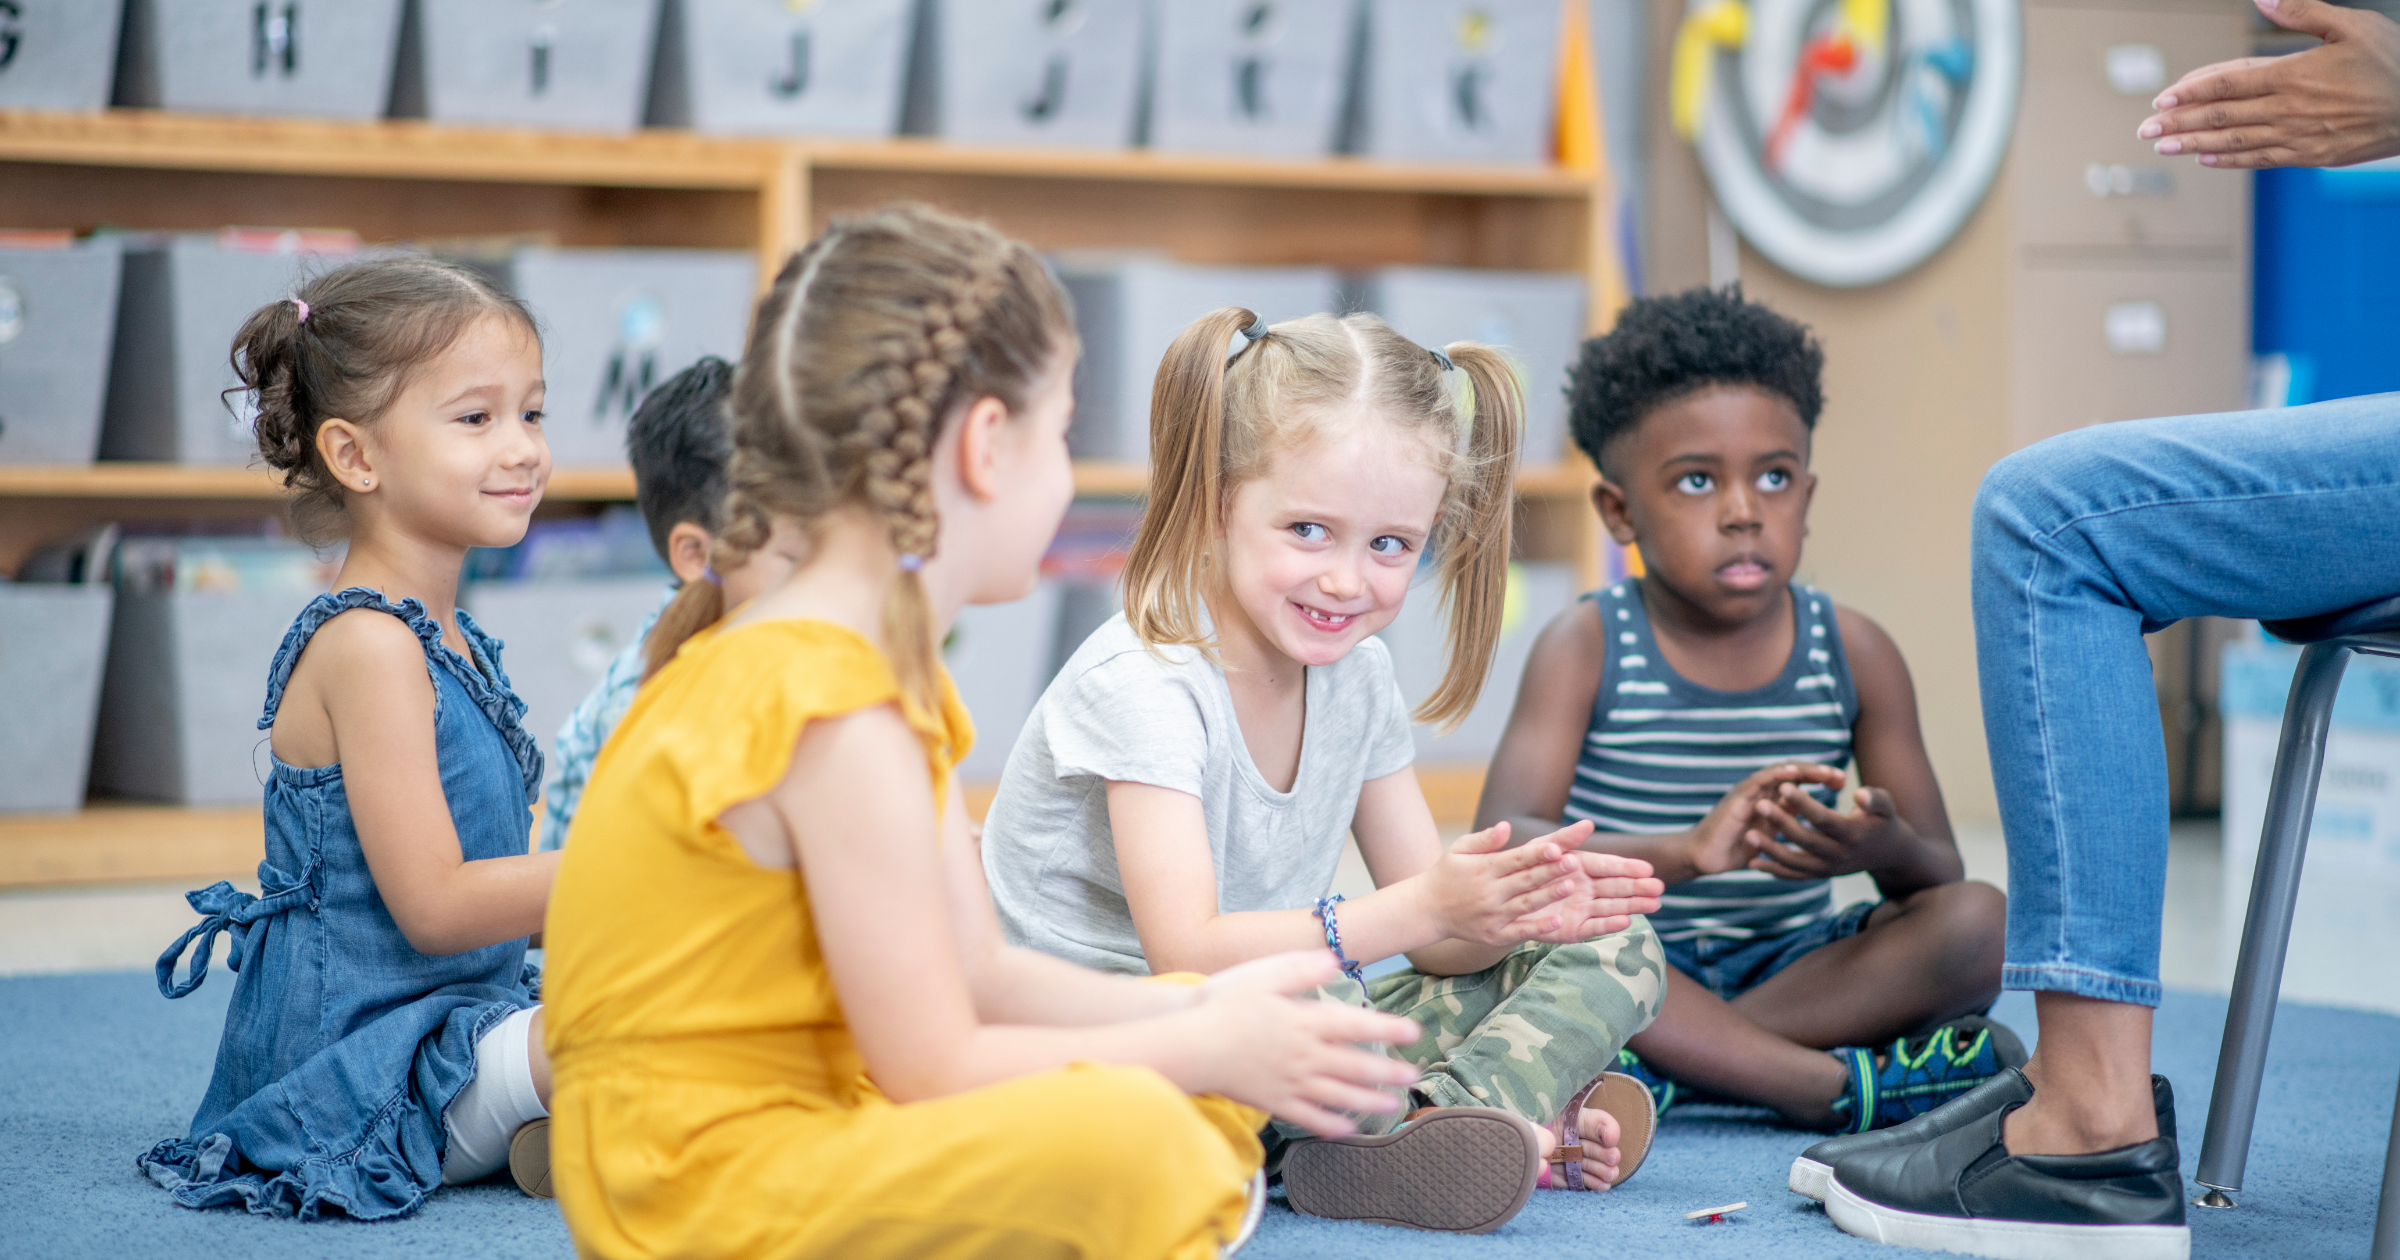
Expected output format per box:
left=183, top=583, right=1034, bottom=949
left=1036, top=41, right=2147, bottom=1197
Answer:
left=1562, top=580, right=1858, bottom=945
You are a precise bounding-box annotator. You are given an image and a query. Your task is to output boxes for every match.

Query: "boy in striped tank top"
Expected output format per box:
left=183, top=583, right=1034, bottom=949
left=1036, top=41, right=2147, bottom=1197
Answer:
left=1478, top=287, right=2018, bottom=1139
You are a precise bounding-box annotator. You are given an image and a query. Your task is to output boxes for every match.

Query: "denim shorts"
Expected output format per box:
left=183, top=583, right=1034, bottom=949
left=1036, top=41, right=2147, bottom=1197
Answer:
left=1656, top=899, right=1880, bottom=1001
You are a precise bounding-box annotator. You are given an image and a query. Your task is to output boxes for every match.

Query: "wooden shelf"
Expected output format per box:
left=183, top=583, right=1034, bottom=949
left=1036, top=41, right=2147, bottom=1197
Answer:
left=0, top=460, right=1596, bottom=503
left=0, top=764, right=1492, bottom=889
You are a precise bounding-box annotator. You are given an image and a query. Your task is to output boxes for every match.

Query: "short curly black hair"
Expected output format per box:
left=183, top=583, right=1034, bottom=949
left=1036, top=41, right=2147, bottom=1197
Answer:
left=1567, top=284, right=1824, bottom=476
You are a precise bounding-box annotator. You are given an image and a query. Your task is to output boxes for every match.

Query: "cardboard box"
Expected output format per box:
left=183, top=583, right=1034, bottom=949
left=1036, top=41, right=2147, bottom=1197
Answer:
left=1379, top=560, right=1576, bottom=766
left=0, top=239, right=123, bottom=465
left=945, top=581, right=1064, bottom=782
left=392, top=0, right=661, bottom=132
left=492, top=246, right=757, bottom=468
left=113, top=0, right=405, bottom=120
left=0, top=583, right=115, bottom=813
left=646, top=0, right=913, bottom=137
left=0, top=0, right=125, bottom=111
left=903, top=0, right=1143, bottom=148
left=1145, top=0, right=1356, bottom=157
left=1348, top=0, right=1559, bottom=165
left=101, top=232, right=362, bottom=466
left=90, top=538, right=337, bottom=805
left=1355, top=265, right=1585, bottom=464
left=461, top=577, right=668, bottom=766
left=1056, top=258, right=1340, bottom=465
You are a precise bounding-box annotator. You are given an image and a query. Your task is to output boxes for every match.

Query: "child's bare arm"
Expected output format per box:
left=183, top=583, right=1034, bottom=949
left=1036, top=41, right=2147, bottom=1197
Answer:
left=316, top=612, right=559, bottom=956
left=1476, top=603, right=1834, bottom=885
left=770, top=705, right=1420, bottom=1132
left=1745, top=608, right=1963, bottom=895
left=1112, top=775, right=1589, bottom=978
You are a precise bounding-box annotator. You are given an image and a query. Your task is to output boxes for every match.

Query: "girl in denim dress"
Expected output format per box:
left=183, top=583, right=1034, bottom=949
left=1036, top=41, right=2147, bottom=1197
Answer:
left=141, top=258, right=561, bottom=1219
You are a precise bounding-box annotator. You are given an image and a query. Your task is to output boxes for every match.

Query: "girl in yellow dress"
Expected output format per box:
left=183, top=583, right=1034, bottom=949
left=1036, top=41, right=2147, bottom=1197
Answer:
left=538, top=204, right=1425, bottom=1260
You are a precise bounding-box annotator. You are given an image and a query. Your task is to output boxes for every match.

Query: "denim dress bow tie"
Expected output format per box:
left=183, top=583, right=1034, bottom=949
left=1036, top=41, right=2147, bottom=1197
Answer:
left=139, top=589, right=543, bottom=1222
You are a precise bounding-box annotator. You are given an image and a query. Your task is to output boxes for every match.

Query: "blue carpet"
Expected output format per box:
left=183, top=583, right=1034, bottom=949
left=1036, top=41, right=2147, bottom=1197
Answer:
left=3, top=974, right=2391, bottom=1258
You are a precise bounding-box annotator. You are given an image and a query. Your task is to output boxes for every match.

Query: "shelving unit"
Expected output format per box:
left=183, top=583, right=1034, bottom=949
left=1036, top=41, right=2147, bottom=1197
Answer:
left=1, top=108, right=1616, bottom=881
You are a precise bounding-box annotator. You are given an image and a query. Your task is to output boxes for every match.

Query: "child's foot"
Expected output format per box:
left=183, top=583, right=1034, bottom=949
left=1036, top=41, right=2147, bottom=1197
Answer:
left=1536, top=1071, right=1658, bottom=1190
left=1614, top=1047, right=1679, bottom=1116
left=1828, top=1015, right=2030, bottom=1136
left=508, top=1117, right=553, bottom=1199
left=1280, top=1106, right=1540, bottom=1233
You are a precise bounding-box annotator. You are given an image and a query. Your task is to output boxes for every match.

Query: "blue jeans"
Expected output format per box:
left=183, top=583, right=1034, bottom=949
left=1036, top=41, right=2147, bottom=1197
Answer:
left=1972, top=394, right=2400, bottom=1006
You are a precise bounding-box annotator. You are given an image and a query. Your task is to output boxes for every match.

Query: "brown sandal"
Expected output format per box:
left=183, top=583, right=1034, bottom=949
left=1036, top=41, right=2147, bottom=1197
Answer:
left=1542, top=1071, right=1658, bottom=1191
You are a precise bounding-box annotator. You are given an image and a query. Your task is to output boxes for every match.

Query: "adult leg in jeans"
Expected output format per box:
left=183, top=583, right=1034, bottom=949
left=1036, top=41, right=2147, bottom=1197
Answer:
left=1972, top=394, right=2400, bottom=1158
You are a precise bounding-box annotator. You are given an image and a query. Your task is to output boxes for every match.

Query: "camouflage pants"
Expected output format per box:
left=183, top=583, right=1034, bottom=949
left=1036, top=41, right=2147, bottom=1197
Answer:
left=1269, top=917, right=1666, bottom=1155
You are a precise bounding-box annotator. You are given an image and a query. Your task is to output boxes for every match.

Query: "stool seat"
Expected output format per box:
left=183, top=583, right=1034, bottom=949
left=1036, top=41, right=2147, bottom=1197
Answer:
left=2262, top=594, right=2400, bottom=645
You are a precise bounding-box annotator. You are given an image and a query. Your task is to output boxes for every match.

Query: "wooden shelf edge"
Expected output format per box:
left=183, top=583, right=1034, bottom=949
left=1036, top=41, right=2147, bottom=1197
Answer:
left=0, top=110, right=1594, bottom=200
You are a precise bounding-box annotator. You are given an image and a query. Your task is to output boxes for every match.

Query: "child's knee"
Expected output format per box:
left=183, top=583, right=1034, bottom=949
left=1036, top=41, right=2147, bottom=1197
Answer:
left=1913, top=880, right=2007, bottom=982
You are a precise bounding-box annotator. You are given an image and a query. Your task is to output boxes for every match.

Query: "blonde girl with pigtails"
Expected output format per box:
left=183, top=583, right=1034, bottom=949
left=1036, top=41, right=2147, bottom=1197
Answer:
left=981, top=310, right=1674, bottom=1233
left=536, top=205, right=1428, bottom=1260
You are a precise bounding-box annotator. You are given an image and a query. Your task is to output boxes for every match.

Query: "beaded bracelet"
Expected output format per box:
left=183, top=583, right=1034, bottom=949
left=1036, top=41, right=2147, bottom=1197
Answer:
left=1311, top=895, right=1367, bottom=987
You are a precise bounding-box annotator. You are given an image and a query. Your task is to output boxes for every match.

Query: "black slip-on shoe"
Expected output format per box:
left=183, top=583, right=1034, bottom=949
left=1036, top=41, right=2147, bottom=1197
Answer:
left=1792, top=1073, right=2178, bottom=1202
left=1823, top=1104, right=2188, bottom=1260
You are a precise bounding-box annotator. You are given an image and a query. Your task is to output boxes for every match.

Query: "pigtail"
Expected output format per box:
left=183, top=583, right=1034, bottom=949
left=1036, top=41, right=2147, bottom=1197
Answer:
left=1120, top=306, right=1261, bottom=655
left=1413, top=342, right=1524, bottom=731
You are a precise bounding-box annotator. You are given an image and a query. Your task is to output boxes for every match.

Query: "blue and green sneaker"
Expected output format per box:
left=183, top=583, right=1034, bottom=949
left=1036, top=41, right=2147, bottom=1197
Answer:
left=1612, top=1048, right=1679, bottom=1117
left=1826, top=1015, right=2028, bottom=1135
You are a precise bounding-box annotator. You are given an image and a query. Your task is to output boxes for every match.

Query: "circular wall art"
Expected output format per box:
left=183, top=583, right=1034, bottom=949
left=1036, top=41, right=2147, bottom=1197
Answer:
left=1672, top=0, right=2020, bottom=288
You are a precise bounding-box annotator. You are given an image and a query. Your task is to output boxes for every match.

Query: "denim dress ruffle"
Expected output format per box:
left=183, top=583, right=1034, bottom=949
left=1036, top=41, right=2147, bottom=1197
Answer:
left=139, top=588, right=545, bottom=1221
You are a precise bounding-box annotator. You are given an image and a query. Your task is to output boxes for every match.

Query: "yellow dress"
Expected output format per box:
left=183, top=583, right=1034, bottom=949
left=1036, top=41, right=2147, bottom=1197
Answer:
left=542, top=619, right=1264, bottom=1260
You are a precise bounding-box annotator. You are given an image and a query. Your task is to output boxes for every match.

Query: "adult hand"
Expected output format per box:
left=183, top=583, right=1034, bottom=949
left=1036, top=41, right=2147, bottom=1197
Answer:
left=2139, top=0, right=2400, bottom=169
left=1744, top=782, right=1918, bottom=880
left=1189, top=951, right=1423, bottom=1136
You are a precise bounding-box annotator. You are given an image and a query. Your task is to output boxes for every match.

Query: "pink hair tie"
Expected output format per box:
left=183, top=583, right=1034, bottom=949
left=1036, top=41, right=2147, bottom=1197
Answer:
left=290, top=298, right=310, bottom=324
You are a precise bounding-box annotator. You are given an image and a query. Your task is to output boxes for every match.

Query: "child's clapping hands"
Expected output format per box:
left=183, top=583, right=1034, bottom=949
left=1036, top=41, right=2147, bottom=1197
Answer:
left=1744, top=781, right=1923, bottom=880
left=1417, top=819, right=1664, bottom=947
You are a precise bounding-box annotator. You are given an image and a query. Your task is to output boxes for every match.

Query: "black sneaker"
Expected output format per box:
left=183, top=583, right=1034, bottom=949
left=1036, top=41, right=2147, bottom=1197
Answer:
left=1824, top=1102, right=2188, bottom=1260
left=1791, top=1072, right=2178, bottom=1203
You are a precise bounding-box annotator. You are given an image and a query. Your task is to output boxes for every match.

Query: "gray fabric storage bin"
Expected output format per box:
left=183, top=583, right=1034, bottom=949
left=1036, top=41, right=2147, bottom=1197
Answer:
left=90, top=540, right=332, bottom=806
left=1380, top=560, right=1575, bottom=765
left=101, top=234, right=358, bottom=466
left=493, top=246, right=756, bottom=468
left=0, top=0, right=126, bottom=111
left=1356, top=265, right=1585, bottom=464
left=0, top=240, right=123, bottom=465
left=0, top=583, right=115, bottom=813
left=903, top=0, right=1143, bottom=149
left=1350, top=0, right=1559, bottom=165
left=944, top=580, right=1062, bottom=782
left=646, top=0, right=912, bottom=137
left=1057, top=258, right=1338, bottom=465
left=391, top=0, right=661, bottom=132
left=112, top=0, right=405, bottom=119
left=461, top=577, right=666, bottom=767
left=1145, top=0, right=1355, bottom=158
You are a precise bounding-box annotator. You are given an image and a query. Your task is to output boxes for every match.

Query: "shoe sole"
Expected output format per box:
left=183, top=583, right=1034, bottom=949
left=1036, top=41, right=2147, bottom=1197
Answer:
left=509, top=1117, right=554, bottom=1199
left=1824, top=1173, right=2189, bottom=1260
left=1789, top=1155, right=1832, bottom=1201
left=1281, top=1107, right=1539, bottom=1234
left=1583, top=1072, right=1658, bottom=1188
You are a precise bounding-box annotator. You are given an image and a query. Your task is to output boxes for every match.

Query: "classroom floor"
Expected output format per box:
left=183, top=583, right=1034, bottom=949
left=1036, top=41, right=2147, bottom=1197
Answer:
left=6, top=819, right=2395, bottom=1260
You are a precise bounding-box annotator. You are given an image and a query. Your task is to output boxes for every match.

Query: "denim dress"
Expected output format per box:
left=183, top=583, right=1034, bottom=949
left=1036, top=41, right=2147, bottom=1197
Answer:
left=140, top=589, right=545, bottom=1221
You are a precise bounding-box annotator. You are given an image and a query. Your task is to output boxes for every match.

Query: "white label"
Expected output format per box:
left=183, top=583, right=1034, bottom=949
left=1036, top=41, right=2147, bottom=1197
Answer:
left=2104, top=300, right=2167, bottom=355
left=0, top=277, right=22, bottom=345
left=2105, top=44, right=2166, bottom=96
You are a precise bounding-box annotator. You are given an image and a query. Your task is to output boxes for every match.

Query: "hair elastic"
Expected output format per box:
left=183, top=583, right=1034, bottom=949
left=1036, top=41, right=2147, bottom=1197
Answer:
left=1239, top=313, right=1269, bottom=342
left=701, top=565, right=721, bottom=584
left=1429, top=346, right=1454, bottom=373
left=897, top=553, right=925, bottom=573
left=290, top=298, right=311, bottom=325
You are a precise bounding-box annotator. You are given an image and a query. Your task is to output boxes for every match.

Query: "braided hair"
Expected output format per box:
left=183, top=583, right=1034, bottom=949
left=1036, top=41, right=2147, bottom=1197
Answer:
left=641, top=204, right=1074, bottom=705
left=231, top=257, right=536, bottom=544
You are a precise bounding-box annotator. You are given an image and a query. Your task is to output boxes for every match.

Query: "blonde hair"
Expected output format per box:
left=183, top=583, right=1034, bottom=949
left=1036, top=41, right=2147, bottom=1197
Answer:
left=1120, top=309, right=1523, bottom=730
left=641, top=204, right=1075, bottom=705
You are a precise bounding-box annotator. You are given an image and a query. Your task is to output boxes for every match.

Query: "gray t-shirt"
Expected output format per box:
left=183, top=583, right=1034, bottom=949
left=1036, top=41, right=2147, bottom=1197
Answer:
left=982, top=613, right=1419, bottom=974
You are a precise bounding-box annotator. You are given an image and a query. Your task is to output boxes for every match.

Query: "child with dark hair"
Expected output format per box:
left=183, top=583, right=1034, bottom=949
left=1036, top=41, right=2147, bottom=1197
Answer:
left=535, top=357, right=799, bottom=851
left=1476, top=285, right=2020, bottom=1147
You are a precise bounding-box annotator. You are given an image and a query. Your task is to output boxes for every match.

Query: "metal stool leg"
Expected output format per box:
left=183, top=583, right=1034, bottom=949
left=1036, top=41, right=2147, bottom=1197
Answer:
left=2195, top=642, right=2354, bottom=1204
left=2375, top=1079, right=2400, bottom=1260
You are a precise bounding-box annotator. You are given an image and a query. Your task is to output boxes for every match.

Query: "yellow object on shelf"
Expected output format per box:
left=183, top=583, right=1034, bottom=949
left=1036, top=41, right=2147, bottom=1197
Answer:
left=1672, top=1, right=1751, bottom=141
